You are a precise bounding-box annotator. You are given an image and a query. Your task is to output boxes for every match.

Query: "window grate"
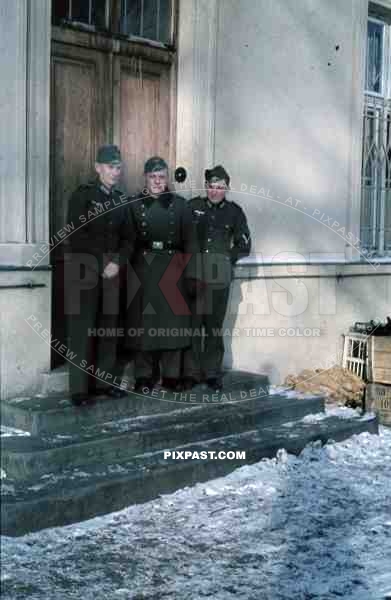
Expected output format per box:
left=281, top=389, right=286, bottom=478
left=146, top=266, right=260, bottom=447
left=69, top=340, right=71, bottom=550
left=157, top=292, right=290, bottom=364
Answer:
left=361, top=16, right=391, bottom=256
left=361, top=96, right=391, bottom=254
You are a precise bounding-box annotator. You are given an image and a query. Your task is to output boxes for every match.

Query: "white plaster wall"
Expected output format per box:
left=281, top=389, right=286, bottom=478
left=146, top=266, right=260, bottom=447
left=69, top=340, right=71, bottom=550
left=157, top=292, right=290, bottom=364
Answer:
left=176, top=0, right=391, bottom=387
left=211, top=0, right=367, bottom=258
left=224, top=269, right=391, bottom=384
left=0, top=273, right=51, bottom=399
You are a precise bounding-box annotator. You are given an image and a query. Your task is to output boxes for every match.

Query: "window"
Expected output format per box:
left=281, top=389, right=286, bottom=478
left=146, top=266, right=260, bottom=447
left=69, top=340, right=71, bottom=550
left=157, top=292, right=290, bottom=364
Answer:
left=361, top=15, right=391, bottom=255
left=120, top=0, right=172, bottom=44
left=52, top=0, right=173, bottom=45
left=52, top=0, right=108, bottom=29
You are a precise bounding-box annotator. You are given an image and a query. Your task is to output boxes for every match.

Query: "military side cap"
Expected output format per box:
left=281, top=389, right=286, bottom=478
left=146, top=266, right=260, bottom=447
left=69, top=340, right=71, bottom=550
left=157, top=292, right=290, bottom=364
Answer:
left=96, top=144, right=122, bottom=165
left=205, top=165, right=230, bottom=186
left=144, top=156, right=168, bottom=173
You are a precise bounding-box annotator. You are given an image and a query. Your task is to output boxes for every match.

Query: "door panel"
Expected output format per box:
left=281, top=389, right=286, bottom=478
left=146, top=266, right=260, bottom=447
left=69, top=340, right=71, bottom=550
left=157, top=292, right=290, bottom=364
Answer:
left=50, top=42, right=174, bottom=368
left=50, top=44, right=109, bottom=367
left=114, top=57, right=171, bottom=194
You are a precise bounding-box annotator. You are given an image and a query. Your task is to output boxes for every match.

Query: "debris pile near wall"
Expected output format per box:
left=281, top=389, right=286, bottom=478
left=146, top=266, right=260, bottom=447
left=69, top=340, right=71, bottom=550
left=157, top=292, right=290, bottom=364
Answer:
left=283, top=366, right=365, bottom=407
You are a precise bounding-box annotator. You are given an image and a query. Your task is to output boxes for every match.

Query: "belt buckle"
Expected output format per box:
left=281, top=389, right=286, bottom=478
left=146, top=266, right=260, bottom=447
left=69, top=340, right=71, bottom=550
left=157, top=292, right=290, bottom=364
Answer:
left=152, top=241, right=164, bottom=250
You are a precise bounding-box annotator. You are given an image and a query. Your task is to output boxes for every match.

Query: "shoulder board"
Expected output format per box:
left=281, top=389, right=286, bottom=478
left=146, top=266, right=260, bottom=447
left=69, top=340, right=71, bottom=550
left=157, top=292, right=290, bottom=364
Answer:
left=230, top=200, right=244, bottom=211
left=189, top=195, right=204, bottom=205
left=113, top=187, right=126, bottom=196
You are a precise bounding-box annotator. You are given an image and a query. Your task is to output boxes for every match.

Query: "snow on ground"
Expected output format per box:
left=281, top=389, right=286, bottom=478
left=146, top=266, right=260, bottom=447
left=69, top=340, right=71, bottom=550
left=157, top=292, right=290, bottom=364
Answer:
left=1, top=428, right=391, bottom=600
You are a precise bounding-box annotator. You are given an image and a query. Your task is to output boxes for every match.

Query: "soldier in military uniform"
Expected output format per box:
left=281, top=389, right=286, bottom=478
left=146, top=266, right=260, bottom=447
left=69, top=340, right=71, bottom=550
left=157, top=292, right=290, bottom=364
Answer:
left=183, top=165, right=251, bottom=392
left=125, top=156, right=194, bottom=392
left=65, top=145, right=131, bottom=406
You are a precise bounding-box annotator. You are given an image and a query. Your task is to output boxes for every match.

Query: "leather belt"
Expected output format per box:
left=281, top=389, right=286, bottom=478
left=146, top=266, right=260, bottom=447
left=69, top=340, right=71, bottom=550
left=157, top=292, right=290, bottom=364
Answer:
left=138, top=241, right=183, bottom=252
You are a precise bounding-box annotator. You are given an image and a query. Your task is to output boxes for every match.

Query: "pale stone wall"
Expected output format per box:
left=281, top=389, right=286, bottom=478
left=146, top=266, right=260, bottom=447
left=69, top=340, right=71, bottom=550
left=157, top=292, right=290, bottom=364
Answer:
left=0, top=0, right=51, bottom=252
left=224, top=265, right=391, bottom=384
left=177, top=0, right=391, bottom=386
left=214, top=0, right=367, bottom=259
left=177, top=0, right=367, bottom=258
left=0, top=271, right=51, bottom=399
left=0, top=0, right=51, bottom=400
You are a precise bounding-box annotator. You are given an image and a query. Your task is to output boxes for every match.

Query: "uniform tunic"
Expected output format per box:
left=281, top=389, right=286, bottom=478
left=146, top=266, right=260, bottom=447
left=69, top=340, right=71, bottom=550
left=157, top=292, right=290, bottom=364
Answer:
left=125, top=191, right=195, bottom=354
left=65, top=181, right=131, bottom=395
left=184, top=195, right=251, bottom=380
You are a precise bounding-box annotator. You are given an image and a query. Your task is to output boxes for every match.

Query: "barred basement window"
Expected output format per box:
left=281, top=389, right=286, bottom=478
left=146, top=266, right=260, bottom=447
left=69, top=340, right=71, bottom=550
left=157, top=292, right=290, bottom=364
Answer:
left=52, top=0, right=108, bottom=30
left=361, top=15, right=391, bottom=255
left=120, top=0, right=173, bottom=45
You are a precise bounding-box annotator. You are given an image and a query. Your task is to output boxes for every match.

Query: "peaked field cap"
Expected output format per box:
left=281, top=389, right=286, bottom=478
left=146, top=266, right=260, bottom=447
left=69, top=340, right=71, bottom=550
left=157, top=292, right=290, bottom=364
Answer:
left=144, top=156, right=169, bottom=173
left=205, top=165, right=230, bottom=186
left=96, top=144, right=122, bottom=164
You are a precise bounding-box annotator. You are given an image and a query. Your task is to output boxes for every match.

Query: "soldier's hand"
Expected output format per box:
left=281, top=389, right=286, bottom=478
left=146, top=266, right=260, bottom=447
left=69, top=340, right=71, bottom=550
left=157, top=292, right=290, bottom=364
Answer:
left=102, top=261, right=120, bottom=279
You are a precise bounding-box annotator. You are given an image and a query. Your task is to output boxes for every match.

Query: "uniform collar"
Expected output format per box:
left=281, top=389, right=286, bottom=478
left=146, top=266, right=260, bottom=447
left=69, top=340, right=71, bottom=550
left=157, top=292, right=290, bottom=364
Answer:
left=99, top=182, right=112, bottom=196
left=206, top=198, right=226, bottom=209
left=142, top=189, right=173, bottom=208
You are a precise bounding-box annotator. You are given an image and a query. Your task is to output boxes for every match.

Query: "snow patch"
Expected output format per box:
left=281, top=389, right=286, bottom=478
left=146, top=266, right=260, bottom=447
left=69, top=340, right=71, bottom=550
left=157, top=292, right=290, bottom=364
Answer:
left=1, top=428, right=390, bottom=599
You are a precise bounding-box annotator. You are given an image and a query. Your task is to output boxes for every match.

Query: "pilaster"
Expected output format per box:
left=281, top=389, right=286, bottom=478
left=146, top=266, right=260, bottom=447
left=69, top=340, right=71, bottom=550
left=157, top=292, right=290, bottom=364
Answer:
left=176, top=0, right=219, bottom=192
left=0, top=0, right=51, bottom=264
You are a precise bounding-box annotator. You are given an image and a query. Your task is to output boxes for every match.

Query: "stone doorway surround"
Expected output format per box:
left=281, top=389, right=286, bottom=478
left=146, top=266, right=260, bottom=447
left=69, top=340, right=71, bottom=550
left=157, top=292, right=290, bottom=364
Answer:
left=0, top=0, right=51, bottom=400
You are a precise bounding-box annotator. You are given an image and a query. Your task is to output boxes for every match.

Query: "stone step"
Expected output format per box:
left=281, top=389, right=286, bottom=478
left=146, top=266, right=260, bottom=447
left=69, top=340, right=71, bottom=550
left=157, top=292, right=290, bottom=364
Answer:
left=40, top=365, right=69, bottom=395
left=1, top=394, right=325, bottom=480
left=39, top=362, right=136, bottom=395
left=0, top=370, right=270, bottom=435
left=1, top=410, right=378, bottom=536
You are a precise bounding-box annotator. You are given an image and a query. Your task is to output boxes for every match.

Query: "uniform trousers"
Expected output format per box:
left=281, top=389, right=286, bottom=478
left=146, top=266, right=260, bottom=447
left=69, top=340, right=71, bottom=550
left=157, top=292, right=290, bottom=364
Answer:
left=184, top=283, right=230, bottom=381
left=135, top=350, right=182, bottom=380
left=66, top=271, right=121, bottom=395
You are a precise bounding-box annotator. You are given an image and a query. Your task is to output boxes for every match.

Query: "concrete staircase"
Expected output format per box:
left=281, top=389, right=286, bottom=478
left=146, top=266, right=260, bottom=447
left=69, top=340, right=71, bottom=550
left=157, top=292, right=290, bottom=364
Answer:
left=1, top=370, right=378, bottom=536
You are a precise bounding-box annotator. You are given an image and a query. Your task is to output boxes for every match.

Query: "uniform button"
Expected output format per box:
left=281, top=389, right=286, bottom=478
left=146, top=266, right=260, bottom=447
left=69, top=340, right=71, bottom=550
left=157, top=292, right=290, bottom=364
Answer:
left=141, top=221, right=147, bottom=227
left=168, top=250, right=173, bottom=255
left=204, top=249, right=209, bottom=253
left=208, top=238, right=212, bottom=242
left=142, top=232, right=147, bottom=236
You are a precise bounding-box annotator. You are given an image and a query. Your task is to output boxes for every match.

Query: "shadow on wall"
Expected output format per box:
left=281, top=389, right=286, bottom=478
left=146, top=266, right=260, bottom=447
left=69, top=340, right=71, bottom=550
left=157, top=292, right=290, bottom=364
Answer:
left=214, top=0, right=362, bottom=259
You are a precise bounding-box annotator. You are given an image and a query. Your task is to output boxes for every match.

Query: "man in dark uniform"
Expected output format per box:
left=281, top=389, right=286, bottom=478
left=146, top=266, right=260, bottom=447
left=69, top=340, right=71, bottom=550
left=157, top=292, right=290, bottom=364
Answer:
left=65, top=145, right=131, bottom=406
left=183, top=165, right=251, bottom=392
left=125, top=156, right=194, bottom=393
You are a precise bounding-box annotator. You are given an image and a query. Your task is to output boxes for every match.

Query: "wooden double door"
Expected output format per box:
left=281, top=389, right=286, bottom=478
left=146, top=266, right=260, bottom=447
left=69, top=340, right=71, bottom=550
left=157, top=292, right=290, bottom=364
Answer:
left=50, top=39, right=175, bottom=366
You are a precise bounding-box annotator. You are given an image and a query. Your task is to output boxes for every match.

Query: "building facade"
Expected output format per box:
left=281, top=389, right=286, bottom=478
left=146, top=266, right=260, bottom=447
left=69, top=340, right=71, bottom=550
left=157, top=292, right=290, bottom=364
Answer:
left=0, top=0, right=390, bottom=398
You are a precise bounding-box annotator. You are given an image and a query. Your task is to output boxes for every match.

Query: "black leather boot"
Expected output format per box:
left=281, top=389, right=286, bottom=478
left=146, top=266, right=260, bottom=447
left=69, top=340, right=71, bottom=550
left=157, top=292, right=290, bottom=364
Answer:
left=161, top=377, right=183, bottom=392
left=206, top=378, right=223, bottom=392
left=71, top=393, right=96, bottom=407
left=134, top=378, right=154, bottom=393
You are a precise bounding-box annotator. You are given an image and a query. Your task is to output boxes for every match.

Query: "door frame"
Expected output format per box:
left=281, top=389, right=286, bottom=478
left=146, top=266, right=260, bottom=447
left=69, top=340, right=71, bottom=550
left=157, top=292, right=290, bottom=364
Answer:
left=49, top=25, right=177, bottom=368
